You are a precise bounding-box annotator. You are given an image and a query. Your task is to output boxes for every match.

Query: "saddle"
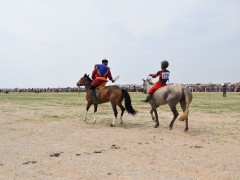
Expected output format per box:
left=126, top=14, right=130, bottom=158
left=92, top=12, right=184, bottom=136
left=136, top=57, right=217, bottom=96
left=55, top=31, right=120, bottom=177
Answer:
left=97, top=82, right=107, bottom=91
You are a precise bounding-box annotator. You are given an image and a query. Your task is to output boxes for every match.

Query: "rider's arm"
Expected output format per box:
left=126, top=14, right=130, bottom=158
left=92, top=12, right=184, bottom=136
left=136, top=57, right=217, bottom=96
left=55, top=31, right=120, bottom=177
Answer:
left=149, top=72, right=159, bottom=78
left=106, top=69, right=114, bottom=82
left=91, top=67, right=98, bottom=80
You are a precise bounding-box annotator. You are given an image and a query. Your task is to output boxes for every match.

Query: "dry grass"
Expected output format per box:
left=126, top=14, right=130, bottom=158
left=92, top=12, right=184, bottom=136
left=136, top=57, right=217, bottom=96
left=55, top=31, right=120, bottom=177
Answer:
left=0, top=92, right=240, bottom=179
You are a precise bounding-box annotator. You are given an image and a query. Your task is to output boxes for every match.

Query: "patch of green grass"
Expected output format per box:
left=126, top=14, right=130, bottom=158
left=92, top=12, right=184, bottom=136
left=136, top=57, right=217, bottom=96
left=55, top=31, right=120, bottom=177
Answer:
left=190, top=92, right=240, bottom=114
left=0, top=92, right=239, bottom=119
left=0, top=92, right=82, bottom=106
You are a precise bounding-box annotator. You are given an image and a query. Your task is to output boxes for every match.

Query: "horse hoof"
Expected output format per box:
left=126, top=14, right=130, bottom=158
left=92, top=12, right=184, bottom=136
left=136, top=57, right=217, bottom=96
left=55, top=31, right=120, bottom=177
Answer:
left=154, top=124, right=159, bottom=128
left=111, top=124, right=115, bottom=127
left=184, top=128, right=188, bottom=132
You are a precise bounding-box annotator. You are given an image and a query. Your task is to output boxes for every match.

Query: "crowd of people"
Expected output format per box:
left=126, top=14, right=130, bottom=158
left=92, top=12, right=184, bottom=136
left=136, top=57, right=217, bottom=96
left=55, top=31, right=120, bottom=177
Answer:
left=0, top=84, right=143, bottom=94
left=186, top=83, right=240, bottom=92
left=1, top=82, right=240, bottom=94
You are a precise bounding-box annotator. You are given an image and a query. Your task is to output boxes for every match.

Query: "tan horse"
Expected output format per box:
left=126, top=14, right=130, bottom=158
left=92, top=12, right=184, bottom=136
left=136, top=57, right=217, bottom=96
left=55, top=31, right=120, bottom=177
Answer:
left=77, top=74, right=137, bottom=126
left=142, top=77, right=192, bottom=131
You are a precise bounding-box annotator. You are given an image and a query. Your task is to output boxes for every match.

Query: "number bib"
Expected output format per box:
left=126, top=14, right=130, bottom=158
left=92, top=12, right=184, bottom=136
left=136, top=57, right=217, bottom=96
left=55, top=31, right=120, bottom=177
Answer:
left=162, top=72, right=170, bottom=79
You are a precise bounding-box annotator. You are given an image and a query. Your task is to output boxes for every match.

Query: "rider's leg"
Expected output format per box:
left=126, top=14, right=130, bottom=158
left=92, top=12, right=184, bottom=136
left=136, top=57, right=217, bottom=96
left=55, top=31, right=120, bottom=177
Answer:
left=141, top=82, right=161, bottom=102
left=89, top=85, right=98, bottom=104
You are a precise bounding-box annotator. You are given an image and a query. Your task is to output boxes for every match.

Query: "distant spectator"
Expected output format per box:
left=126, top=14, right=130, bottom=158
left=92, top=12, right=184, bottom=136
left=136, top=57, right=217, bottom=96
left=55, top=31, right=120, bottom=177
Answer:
left=222, top=84, right=227, bottom=97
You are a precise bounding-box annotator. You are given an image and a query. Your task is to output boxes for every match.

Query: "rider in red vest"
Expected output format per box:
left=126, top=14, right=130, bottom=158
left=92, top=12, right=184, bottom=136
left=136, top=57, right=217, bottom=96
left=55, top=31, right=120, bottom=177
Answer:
left=142, top=60, right=170, bottom=102
left=89, top=59, right=115, bottom=103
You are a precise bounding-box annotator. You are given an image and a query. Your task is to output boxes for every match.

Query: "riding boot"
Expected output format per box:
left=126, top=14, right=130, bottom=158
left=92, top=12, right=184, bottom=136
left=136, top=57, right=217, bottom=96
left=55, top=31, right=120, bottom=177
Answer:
left=141, top=94, right=152, bottom=102
left=90, top=89, right=98, bottom=104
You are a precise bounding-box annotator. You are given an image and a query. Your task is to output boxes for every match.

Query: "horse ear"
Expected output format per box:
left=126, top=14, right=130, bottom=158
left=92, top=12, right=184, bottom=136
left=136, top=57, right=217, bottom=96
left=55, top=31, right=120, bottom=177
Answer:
left=142, top=78, right=145, bottom=82
left=88, top=74, right=90, bottom=77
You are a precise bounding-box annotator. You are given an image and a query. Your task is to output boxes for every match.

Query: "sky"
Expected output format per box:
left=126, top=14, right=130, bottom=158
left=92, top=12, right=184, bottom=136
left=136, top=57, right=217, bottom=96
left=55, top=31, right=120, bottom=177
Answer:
left=0, top=0, right=240, bottom=88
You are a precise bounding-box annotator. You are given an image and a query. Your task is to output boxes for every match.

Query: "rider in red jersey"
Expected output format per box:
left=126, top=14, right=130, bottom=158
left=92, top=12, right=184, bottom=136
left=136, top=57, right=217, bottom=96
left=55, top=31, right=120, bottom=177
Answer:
left=142, top=60, right=170, bottom=102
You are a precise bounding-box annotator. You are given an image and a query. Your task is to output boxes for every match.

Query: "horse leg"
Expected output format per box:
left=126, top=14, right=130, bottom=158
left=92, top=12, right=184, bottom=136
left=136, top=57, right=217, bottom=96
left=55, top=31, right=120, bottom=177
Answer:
left=185, top=118, right=189, bottom=132
left=152, top=108, right=159, bottom=128
left=92, top=104, right=98, bottom=124
left=150, top=109, right=156, bottom=122
left=118, top=103, right=125, bottom=124
left=180, top=100, right=189, bottom=132
left=111, top=103, right=118, bottom=127
left=84, top=103, right=91, bottom=121
left=169, top=105, right=179, bottom=130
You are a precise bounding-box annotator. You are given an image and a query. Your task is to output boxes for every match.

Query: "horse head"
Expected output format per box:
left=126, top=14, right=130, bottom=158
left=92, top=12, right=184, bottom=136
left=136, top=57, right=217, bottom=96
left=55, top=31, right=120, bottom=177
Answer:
left=76, top=74, right=92, bottom=87
left=142, top=76, right=154, bottom=94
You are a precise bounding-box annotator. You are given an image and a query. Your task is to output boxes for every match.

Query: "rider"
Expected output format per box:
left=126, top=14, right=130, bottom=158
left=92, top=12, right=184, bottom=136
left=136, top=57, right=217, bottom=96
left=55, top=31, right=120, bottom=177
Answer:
left=89, top=59, right=115, bottom=103
left=142, top=60, right=170, bottom=102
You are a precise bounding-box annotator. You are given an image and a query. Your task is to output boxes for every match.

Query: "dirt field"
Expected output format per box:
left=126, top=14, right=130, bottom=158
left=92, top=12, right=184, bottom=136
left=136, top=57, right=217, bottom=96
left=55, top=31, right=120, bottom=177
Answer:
left=0, top=92, right=240, bottom=179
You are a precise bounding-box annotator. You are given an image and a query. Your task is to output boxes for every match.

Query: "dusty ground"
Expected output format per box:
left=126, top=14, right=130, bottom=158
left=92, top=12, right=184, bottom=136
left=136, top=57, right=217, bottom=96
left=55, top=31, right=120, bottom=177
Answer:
left=0, top=101, right=240, bottom=179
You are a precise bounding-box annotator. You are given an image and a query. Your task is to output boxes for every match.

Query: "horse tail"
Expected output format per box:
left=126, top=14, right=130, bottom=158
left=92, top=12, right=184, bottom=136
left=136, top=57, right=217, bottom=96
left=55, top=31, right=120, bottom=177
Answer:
left=122, top=89, right=137, bottom=115
left=179, top=86, right=193, bottom=121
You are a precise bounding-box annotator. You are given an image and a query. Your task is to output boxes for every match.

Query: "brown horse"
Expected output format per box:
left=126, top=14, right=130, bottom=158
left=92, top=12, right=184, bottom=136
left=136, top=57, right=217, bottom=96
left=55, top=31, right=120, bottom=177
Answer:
left=142, top=77, right=192, bottom=131
left=77, top=74, right=137, bottom=126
